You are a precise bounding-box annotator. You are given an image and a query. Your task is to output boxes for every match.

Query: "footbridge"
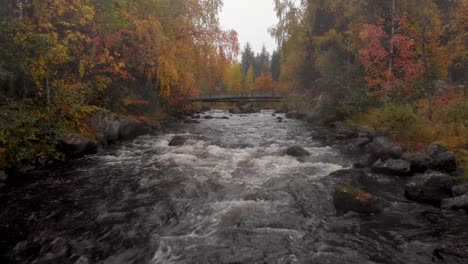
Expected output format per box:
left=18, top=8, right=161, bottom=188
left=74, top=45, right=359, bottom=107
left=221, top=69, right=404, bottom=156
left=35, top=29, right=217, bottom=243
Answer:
left=191, top=92, right=288, bottom=103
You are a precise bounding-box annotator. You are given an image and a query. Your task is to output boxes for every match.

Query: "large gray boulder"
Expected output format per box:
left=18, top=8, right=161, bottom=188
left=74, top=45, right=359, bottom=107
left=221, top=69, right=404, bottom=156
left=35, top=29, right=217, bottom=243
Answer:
left=169, top=136, right=187, bottom=146
left=404, top=171, right=454, bottom=206
left=367, top=137, right=403, bottom=160
left=353, top=154, right=375, bottom=169
left=118, top=118, right=151, bottom=140
left=371, top=159, right=411, bottom=176
left=426, top=143, right=457, bottom=173
left=85, top=109, right=120, bottom=144
left=334, top=185, right=389, bottom=214
left=285, top=146, right=310, bottom=157
left=58, top=132, right=98, bottom=159
left=441, top=195, right=468, bottom=211
left=401, top=152, right=431, bottom=173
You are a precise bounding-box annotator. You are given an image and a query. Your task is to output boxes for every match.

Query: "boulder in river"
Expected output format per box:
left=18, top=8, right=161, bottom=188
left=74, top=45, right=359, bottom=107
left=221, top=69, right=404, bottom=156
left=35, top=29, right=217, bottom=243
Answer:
left=426, top=143, right=457, bottom=173
left=169, top=136, right=187, bottom=146
left=118, top=118, right=151, bottom=140
left=58, top=132, right=98, bottom=159
left=432, top=152, right=457, bottom=174
left=334, top=185, right=389, bottom=214
left=353, top=154, right=375, bottom=169
left=441, top=195, right=468, bottom=211
left=285, top=146, right=310, bottom=157
left=371, top=159, right=411, bottom=176
left=204, top=115, right=214, bottom=119
left=85, top=109, right=120, bottom=144
left=404, top=171, right=454, bottom=206
left=401, top=152, right=431, bottom=173
left=367, top=137, right=403, bottom=159
left=350, top=137, right=371, bottom=149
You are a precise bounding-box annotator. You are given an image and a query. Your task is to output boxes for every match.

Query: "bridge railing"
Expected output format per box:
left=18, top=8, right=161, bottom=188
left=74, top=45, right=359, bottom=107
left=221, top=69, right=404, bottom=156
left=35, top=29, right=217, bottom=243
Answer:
left=192, top=91, right=288, bottom=100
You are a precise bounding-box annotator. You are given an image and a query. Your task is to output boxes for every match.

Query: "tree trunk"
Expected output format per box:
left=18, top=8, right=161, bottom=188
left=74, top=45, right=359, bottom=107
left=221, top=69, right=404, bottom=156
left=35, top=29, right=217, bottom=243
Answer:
left=388, top=0, right=396, bottom=73
left=421, top=26, right=433, bottom=120
left=46, top=75, right=51, bottom=105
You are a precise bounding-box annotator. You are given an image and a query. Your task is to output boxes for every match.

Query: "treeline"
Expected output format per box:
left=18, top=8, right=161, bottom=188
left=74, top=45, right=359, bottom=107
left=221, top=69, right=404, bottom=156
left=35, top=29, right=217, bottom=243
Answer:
left=0, top=0, right=239, bottom=169
left=0, top=0, right=238, bottom=113
left=222, top=43, right=282, bottom=95
left=272, top=0, right=466, bottom=118
left=271, top=0, right=467, bottom=174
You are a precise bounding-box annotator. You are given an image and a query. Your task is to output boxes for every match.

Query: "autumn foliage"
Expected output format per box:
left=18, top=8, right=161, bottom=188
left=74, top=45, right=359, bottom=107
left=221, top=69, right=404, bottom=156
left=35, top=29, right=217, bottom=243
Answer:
left=359, top=19, right=422, bottom=99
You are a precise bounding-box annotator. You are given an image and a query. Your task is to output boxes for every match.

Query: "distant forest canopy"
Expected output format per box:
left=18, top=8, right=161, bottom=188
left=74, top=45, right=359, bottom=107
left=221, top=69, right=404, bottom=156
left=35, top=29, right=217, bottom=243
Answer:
left=268, top=0, right=466, bottom=118
left=0, top=0, right=239, bottom=113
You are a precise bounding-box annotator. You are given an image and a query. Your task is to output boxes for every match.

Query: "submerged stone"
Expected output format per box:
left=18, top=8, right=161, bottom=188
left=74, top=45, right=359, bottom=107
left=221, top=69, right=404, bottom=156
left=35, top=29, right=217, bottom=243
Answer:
left=285, top=146, right=310, bottom=157
left=333, top=185, right=389, bottom=214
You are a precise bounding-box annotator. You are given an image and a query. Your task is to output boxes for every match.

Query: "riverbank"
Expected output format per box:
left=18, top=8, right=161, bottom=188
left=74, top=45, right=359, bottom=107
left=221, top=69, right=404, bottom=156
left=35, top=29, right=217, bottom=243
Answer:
left=1, top=109, right=467, bottom=263
left=0, top=99, right=204, bottom=179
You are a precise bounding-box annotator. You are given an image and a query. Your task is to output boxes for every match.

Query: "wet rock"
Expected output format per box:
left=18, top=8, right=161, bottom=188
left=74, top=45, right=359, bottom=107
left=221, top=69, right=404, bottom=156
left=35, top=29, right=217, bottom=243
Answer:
left=355, top=126, right=375, bottom=139
left=426, top=143, right=448, bottom=157
left=184, top=119, right=200, bottom=124
left=336, top=127, right=358, bottom=139
left=431, top=151, right=457, bottom=173
left=229, top=107, right=241, bottom=114
left=118, top=118, right=151, bottom=140
left=204, top=115, right=214, bottom=119
left=221, top=116, right=229, bottom=119
left=405, top=171, right=454, bottom=206
left=331, top=121, right=343, bottom=129
left=441, top=195, right=468, bottom=211
left=285, top=146, right=310, bottom=157
left=401, top=152, right=431, bottom=173
left=276, top=117, right=283, bottom=123
left=191, top=114, right=201, bottom=119
left=434, top=242, right=468, bottom=264
left=371, top=159, right=411, bottom=176
left=353, top=154, right=375, bottom=168
left=58, top=132, right=98, bottom=159
left=85, top=109, right=120, bottom=144
left=350, top=137, right=371, bottom=149
left=453, top=182, right=468, bottom=196
left=367, top=137, right=403, bottom=159
left=329, top=169, right=379, bottom=187
left=334, top=185, right=389, bottom=214
left=426, top=143, right=457, bottom=173
left=169, top=136, right=187, bottom=146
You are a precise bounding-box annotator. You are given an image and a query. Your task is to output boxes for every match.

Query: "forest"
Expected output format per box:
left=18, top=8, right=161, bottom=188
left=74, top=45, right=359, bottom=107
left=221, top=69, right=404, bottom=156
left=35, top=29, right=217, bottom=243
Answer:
left=0, top=0, right=467, bottom=173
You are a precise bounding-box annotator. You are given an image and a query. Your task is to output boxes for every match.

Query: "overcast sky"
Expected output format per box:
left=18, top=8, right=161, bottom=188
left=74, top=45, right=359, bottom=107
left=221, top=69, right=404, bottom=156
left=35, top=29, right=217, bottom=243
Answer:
left=220, top=0, right=278, bottom=56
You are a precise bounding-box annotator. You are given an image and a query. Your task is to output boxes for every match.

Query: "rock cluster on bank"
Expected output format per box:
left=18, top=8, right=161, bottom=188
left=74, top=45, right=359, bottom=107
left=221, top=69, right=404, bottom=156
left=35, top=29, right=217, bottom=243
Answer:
left=58, top=109, right=154, bottom=160
left=283, top=109, right=466, bottom=213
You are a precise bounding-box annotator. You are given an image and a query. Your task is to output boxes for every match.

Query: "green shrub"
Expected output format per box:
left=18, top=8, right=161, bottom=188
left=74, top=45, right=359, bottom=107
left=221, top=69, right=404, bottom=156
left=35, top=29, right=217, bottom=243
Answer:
left=0, top=102, right=62, bottom=169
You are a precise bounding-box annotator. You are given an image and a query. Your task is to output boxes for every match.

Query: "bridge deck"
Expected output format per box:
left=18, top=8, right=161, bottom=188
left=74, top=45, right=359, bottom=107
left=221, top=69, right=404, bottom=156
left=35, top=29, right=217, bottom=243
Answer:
left=191, top=92, right=287, bottom=102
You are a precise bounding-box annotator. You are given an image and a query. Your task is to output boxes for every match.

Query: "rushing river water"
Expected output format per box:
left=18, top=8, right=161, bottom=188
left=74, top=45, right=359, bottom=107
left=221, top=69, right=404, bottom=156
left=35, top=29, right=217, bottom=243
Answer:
left=1, top=110, right=467, bottom=264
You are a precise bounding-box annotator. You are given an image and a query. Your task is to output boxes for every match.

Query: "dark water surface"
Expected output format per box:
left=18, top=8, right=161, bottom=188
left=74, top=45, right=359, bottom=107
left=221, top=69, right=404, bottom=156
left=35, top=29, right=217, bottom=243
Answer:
left=1, top=110, right=467, bottom=264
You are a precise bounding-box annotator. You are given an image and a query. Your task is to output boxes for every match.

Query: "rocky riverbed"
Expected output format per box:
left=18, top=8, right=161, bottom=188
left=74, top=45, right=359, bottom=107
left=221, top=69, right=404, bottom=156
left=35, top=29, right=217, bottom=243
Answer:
left=1, top=109, right=467, bottom=264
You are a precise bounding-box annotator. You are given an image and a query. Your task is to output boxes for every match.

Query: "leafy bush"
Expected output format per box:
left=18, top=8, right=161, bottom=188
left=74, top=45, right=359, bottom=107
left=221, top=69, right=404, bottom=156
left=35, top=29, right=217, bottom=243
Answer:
left=0, top=102, right=62, bottom=169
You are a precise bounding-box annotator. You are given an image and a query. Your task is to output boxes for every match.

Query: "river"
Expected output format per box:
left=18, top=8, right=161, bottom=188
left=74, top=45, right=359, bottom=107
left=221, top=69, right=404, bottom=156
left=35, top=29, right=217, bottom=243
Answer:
left=1, top=110, right=467, bottom=264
